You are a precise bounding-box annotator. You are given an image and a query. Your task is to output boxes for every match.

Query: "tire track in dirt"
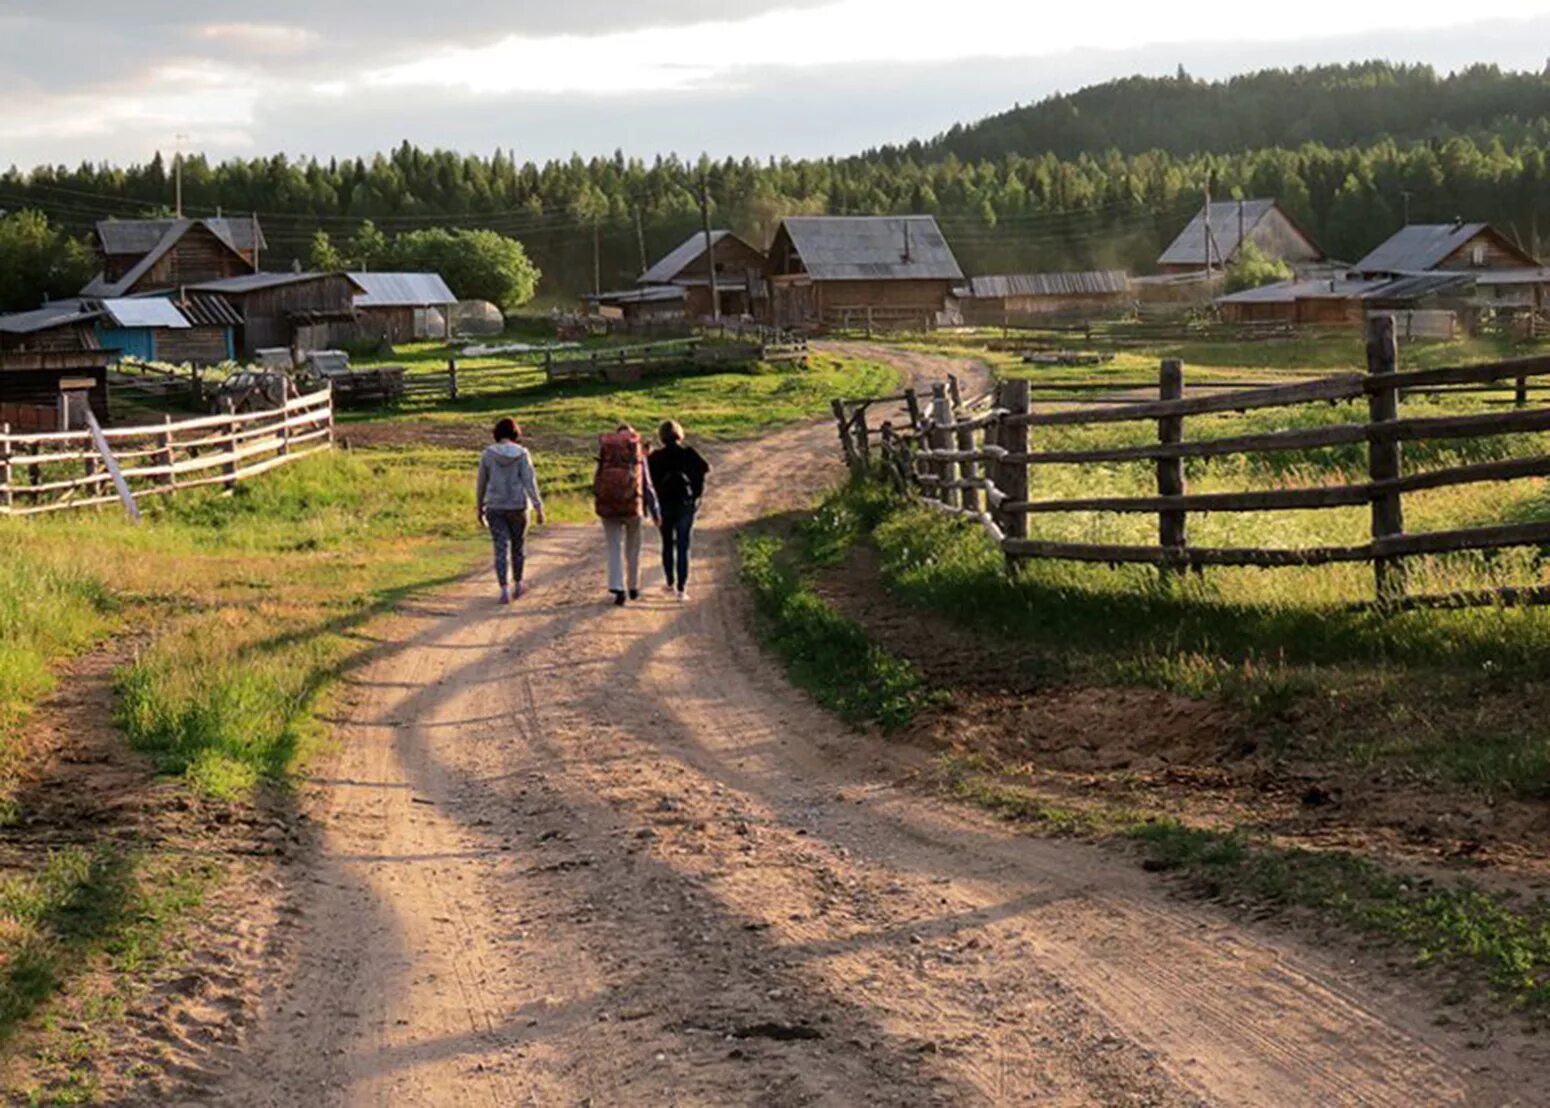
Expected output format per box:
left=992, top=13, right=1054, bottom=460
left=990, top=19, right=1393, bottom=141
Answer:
left=203, top=343, right=1532, bottom=1105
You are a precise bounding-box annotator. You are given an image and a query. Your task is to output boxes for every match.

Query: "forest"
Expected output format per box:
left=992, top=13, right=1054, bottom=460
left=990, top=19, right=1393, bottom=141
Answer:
left=4, top=61, right=1550, bottom=309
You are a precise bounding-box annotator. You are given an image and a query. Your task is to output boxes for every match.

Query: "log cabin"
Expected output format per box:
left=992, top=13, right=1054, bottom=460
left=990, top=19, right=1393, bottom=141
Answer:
left=1157, top=199, right=1324, bottom=276
left=0, top=306, right=111, bottom=429
left=188, top=272, right=366, bottom=357
left=765, top=216, right=963, bottom=331
left=639, top=230, right=767, bottom=318
left=958, top=270, right=1131, bottom=323
left=83, top=217, right=263, bottom=298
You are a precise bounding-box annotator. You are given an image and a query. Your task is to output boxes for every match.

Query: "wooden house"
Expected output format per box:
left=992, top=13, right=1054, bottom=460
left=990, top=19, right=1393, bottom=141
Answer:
left=1351, top=222, right=1539, bottom=277
left=351, top=272, right=458, bottom=342
left=958, top=270, right=1130, bottom=323
left=766, top=216, right=963, bottom=331
left=1157, top=199, right=1324, bottom=276
left=84, top=217, right=262, bottom=298
left=0, top=306, right=111, bottom=429
left=92, top=296, right=237, bottom=365
left=639, top=230, right=767, bottom=318
left=189, top=273, right=365, bottom=356
left=581, top=285, right=688, bottom=324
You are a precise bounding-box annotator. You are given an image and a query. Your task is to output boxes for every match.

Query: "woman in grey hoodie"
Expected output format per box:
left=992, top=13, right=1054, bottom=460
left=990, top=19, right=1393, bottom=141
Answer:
left=476, top=417, right=545, bottom=604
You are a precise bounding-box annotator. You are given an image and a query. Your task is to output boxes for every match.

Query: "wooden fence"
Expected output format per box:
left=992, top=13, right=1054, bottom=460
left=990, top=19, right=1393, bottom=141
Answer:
left=834, top=316, right=1550, bottom=608
left=1, top=387, right=334, bottom=517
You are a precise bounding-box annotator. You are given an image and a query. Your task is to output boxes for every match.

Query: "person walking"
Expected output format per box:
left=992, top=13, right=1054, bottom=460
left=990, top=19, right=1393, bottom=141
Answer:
left=476, top=417, right=544, bottom=605
left=646, top=420, right=710, bottom=602
left=594, top=422, right=659, bottom=607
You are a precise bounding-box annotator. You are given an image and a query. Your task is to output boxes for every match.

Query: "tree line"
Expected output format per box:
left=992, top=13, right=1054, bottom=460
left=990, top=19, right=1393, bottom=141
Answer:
left=5, top=61, right=1550, bottom=311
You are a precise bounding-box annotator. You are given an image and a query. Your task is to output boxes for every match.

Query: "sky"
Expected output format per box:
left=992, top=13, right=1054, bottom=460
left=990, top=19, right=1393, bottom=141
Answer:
left=5, top=0, right=1550, bottom=169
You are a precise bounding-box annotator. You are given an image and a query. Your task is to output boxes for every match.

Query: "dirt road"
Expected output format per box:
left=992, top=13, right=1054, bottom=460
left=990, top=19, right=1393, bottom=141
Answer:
left=206, top=347, right=1521, bottom=1106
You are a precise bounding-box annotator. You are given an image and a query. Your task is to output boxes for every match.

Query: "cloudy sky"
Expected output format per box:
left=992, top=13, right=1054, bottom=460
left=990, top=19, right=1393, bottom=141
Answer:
left=5, top=1, right=1550, bottom=168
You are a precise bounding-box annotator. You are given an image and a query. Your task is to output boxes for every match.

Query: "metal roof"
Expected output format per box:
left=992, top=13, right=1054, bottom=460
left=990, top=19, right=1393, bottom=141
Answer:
left=97, top=297, right=189, bottom=329
left=351, top=271, right=457, bottom=307
left=189, top=271, right=365, bottom=295
left=638, top=230, right=760, bottom=285
left=1350, top=223, right=1511, bottom=274
left=0, top=302, right=101, bottom=334
left=1217, top=277, right=1385, bottom=304
left=779, top=216, right=963, bottom=281
left=96, top=216, right=267, bottom=257
left=1158, top=199, right=1306, bottom=267
left=584, top=286, right=687, bottom=305
left=1359, top=272, right=1478, bottom=301
left=1476, top=267, right=1550, bottom=285
left=964, top=270, right=1130, bottom=298
left=177, top=294, right=243, bottom=327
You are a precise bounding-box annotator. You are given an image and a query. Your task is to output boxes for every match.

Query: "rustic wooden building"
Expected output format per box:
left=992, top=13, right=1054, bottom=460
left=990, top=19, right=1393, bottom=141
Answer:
left=958, top=270, right=1130, bottom=323
left=189, top=273, right=365, bottom=356
left=766, top=216, right=963, bottom=330
left=0, top=306, right=110, bottom=429
left=1157, top=199, right=1324, bottom=276
left=1350, top=222, right=1539, bottom=277
left=639, top=230, right=767, bottom=318
left=91, top=296, right=237, bottom=365
left=84, top=217, right=262, bottom=298
left=581, top=285, right=688, bottom=324
left=351, top=272, right=458, bottom=342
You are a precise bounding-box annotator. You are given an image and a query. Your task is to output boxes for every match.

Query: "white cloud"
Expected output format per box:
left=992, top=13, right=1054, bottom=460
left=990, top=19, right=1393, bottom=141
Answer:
left=195, top=23, right=320, bottom=54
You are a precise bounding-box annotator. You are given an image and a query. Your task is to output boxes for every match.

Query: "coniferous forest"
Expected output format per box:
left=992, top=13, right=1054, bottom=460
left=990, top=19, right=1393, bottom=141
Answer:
left=5, top=61, right=1550, bottom=309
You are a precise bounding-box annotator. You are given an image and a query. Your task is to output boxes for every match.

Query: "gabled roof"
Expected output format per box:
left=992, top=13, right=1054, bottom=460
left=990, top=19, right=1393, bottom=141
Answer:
left=1350, top=223, right=1537, bottom=274
left=779, top=216, right=963, bottom=281
left=95, top=297, right=190, bottom=329
left=189, top=272, right=366, bottom=295
left=1158, top=199, right=1319, bottom=267
left=350, top=272, right=457, bottom=307
left=638, top=230, right=764, bottom=285
left=96, top=216, right=267, bottom=258
left=964, top=270, right=1129, bottom=298
left=82, top=218, right=257, bottom=298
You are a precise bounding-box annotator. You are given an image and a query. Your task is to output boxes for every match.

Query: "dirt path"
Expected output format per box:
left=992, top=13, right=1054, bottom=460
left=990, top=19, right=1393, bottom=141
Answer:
left=204, top=345, right=1528, bottom=1106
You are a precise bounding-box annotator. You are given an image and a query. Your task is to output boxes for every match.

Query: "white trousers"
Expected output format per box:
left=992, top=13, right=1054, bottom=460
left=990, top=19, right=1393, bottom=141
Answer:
left=602, top=517, right=643, bottom=592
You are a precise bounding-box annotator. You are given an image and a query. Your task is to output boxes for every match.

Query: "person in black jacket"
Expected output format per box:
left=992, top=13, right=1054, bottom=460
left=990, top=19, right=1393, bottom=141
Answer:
left=646, top=420, right=710, bottom=601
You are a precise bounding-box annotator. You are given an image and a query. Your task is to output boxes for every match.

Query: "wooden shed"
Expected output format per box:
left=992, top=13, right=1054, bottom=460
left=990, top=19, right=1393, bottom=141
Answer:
left=959, top=270, right=1131, bottom=323
left=351, top=272, right=458, bottom=342
left=766, top=216, right=963, bottom=331
left=581, top=285, right=688, bottom=323
left=188, top=273, right=365, bottom=357
left=1157, top=199, right=1324, bottom=276
left=0, top=307, right=111, bottom=429
left=639, top=230, right=767, bottom=318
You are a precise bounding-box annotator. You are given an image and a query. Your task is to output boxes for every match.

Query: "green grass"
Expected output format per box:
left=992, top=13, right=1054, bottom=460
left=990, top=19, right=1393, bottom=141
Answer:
left=738, top=529, right=939, bottom=730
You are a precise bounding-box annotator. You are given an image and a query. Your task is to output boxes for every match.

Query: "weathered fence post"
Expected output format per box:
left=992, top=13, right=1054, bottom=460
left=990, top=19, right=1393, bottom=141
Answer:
left=191, top=366, right=204, bottom=408
left=903, top=388, right=923, bottom=433
left=994, top=379, right=1030, bottom=571
left=853, top=407, right=872, bottom=472
left=222, top=399, right=239, bottom=491
left=0, top=422, right=11, bottom=515
left=1366, top=314, right=1407, bottom=604
left=948, top=374, right=980, bottom=513
left=159, top=414, right=177, bottom=490
left=1515, top=374, right=1529, bottom=408
left=448, top=357, right=460, bottom=401
left=1158, top=358, right=1187, bottom=575
left=929, top=383, right=957, bottom=508
left=831, top=399, right=860, bottom=475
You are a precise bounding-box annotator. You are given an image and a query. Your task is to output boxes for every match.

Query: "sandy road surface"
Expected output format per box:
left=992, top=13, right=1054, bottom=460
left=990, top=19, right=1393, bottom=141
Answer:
left=207, top=346, right=1519, bottom=1106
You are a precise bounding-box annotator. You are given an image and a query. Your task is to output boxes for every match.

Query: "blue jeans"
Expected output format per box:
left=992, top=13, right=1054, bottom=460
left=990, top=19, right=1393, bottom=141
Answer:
left=659, top=505, right=697, bottom=590
left=488, top=509, right=528, bottom=587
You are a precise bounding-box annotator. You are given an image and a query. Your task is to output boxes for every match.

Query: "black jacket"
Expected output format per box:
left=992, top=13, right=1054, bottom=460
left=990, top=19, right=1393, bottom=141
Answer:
left=647, top=443, right=710, bottom=515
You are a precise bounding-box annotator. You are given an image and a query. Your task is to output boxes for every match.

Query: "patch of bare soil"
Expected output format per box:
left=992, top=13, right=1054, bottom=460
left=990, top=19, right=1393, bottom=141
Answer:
left=809, top=540, right=1550, bottom=890
left=0, top=640, right=302, bottom=1104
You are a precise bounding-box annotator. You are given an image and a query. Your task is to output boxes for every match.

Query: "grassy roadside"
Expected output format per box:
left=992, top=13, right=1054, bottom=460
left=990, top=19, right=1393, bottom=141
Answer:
left=741, top=477, right=1550, bottom=1014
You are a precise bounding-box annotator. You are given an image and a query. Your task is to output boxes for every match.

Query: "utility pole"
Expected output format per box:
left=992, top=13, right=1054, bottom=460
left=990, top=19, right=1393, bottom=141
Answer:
left=1400, top=189, right=1413, bottom=227
left=1237, top=197, right=1245, bottom=263
left=634, top=206, right=648, bottom=274
left=174, top=132, right=188, bottom=217
left=592, top=217, right=601, bottom=297
left=699, top=174, right=721, bottom=320
left=1202, top=181, right=1211, bottom=275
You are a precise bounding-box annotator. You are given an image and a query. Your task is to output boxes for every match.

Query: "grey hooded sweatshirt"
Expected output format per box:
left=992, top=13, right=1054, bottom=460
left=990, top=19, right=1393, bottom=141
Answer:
left=477, top=442, right=543, bottom=513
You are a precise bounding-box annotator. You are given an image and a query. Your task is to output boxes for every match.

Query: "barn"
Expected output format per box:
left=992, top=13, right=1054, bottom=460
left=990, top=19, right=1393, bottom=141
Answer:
left=765, top=216, right=963, bottom=331
left=1351, top=222, right=1539, bottom=277
left=351, top=272, right=458, bottom=342
left=581, top=285, right=688, bottom=324
left=83, top=217, right=262, bottom=298
left=1157, top=199, right=1324, bottom=276
left=958, top=271, right=1130, bottom=324
left=639, top=230, right=767, bottom=319
left=90, top=297, right=235, bottom=365
left=189, top=272, right=365, bottom=357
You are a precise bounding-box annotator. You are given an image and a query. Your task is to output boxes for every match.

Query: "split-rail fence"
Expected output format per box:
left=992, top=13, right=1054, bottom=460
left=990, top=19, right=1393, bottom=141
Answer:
left=832, top=315, right=1550, bottom=609
left=1, top=387, right=334, bottom=517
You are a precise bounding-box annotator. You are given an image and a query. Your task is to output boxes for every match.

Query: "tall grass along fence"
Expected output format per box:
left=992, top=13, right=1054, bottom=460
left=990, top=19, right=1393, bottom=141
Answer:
left=1, top=388, right=333, bottom=517
left=833, top=315, right=1550, bottom=609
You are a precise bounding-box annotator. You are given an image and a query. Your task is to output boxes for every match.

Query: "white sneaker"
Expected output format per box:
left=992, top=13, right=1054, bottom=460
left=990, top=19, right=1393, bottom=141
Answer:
left=676, top=589, right=689, bottom=603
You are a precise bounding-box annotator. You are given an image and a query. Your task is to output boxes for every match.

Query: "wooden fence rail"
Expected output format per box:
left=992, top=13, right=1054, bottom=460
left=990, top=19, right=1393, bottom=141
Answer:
left=1, top=387, right=334, bottom=517
left=833, top=316, right=1550, bottom=607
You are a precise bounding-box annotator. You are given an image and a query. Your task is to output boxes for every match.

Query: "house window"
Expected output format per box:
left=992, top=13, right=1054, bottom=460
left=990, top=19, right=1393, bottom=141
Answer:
left=1471, top=244, right=1487, bottom=267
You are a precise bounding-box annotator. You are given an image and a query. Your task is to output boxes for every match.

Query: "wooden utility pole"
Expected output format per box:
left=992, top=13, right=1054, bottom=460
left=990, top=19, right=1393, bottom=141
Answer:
left=1202, top=182, right=1211, bottom=275
left=592, top=217, right=601, bottom=297
left=699, top=175, right=721, bottom=320
left=635, top=207, right=648, bottom=274
left=1237, top=198, right=1245, bottom=263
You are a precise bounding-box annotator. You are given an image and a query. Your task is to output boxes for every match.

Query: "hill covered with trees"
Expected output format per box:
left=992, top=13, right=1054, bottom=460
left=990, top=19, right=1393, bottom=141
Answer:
left=5, top=61, right=1550, bottom=310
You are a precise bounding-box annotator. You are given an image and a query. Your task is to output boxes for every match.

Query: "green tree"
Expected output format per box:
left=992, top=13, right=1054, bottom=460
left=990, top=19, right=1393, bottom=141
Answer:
left=0, top=210, right=95, bottom=312
left=350, top=220, right=389, bottom=270
left=1224, top=241, right=1293, bottom=293
left=307, top=229, right=345, bottom=271
left=387, top=228, right=540, bottom=309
